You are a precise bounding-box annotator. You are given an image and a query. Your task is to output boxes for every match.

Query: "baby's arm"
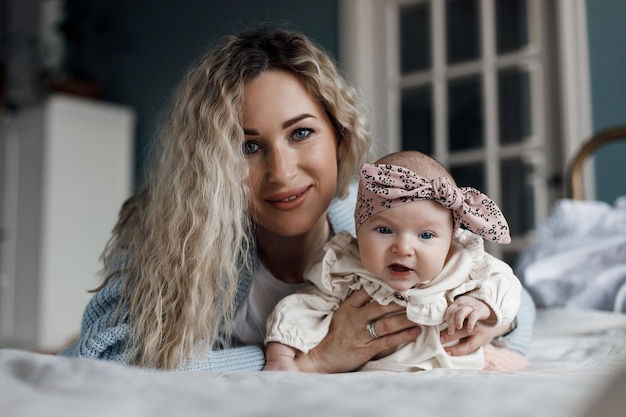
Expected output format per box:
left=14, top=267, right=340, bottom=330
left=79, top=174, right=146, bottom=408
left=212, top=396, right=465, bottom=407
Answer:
left=444, top=296, right=493, bottom=335
left=263, top=342, right=301, bottom=372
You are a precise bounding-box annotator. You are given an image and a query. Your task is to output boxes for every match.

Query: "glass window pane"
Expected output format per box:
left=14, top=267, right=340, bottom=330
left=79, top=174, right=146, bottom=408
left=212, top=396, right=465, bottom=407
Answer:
left=500, top=157, right=535, bottom=236
left=401, top=85, right=433, bottom=154
left=498, top=67, right=531, bottom=144
left=400, top=3, right=430, bottom=74
left=496, top=0, right=529, bottom=54
left=446, top=0, right=480, bottom=64
left=448, top=75, right=483, bottom=151
left=450, top=163, right=484, bottom=190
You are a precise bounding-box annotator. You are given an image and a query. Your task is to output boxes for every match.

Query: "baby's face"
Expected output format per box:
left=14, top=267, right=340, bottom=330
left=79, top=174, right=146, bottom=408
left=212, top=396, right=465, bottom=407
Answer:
left=356, top=200, right=453, bottom=292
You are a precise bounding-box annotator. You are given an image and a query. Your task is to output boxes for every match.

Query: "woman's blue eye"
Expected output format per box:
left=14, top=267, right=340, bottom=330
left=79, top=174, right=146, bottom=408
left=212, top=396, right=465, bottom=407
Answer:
left=292, top=128, right=312, bottom=140
left=419, top=232, right=434, bottom=240
left=243, top=141, right=260, bottom=154
left=376, top=226, right=392, bottom=234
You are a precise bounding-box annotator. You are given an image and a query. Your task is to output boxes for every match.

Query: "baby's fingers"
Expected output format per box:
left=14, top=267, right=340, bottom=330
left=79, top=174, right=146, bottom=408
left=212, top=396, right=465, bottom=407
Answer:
left=449, top=306, right=474, bottom=334
left=446, top=320, right=456, bottom=336
left=445, top=308, right=458, bottom=335
left=467, top=303, right=493, bottom=332
left=465, top=313, right=479, bottom=332
left=446, top=312, right=463, bottom=335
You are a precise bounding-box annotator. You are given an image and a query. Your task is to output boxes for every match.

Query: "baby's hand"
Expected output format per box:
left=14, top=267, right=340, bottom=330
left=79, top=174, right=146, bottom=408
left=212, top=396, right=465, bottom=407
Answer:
left=444, top=296, right=491, bottom=335
left=263, top=342, right=301, bottom=372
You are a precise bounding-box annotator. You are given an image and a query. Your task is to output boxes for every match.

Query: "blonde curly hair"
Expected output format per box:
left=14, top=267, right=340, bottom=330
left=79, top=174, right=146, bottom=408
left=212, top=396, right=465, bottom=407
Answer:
left=100, top=26, right=371, bottom=369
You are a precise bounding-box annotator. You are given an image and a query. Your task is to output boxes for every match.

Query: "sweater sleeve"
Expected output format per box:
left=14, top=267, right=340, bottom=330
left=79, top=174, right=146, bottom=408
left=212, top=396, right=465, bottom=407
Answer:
left=58, top=273, right=266, bottom=371
left=178, top=346, right=265, bottom=371
left=327, top=182, right=358, bottom=237
left=58, top=275, right=131, bottom=363
left=493, top=286, right=536, bottom=354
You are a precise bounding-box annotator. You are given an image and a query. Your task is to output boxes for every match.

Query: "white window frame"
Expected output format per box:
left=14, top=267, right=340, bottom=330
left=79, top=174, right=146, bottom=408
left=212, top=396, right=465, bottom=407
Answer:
left=339, top=0, right=592, bottom=234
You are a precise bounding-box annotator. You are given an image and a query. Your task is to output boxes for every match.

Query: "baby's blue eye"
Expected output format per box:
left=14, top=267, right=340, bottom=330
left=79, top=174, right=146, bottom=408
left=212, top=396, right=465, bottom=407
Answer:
left=243, top=141, right=260, bottom=154
left=419, top=232, right=434, bottom=240
left=376, top=226, right=392, bottom=234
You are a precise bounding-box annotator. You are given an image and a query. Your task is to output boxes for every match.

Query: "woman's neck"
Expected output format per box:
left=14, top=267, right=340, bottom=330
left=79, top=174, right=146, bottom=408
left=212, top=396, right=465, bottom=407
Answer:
left=256, top=216, right=331, bottom=284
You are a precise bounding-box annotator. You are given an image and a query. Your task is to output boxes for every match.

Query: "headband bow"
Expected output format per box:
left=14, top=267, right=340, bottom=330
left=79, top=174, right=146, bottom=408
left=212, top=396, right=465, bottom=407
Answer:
left=355, top=164, right=511, bottom=244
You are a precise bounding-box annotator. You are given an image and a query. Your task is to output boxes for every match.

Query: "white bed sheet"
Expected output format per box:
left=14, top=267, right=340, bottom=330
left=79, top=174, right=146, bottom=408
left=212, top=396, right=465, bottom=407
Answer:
left=2, top=308, right=626, bottom=417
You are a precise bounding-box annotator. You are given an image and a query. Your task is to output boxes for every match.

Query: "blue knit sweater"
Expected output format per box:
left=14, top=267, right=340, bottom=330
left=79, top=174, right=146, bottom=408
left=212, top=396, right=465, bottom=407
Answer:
left=60, top=184, right=535, bottom=370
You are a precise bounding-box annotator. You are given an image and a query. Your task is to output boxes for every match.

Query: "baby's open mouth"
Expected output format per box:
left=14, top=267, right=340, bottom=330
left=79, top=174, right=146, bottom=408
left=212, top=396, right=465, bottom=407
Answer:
left=389, top=264, right=412, bottom=272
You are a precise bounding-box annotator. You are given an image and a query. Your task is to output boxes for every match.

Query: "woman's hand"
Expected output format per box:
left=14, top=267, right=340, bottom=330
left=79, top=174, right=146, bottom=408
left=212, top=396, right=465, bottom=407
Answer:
left=439, top=322, right=509, bottom=356
left=294, top=288, right=421, bottom=373
left=440, top=320, right=530, bottom=371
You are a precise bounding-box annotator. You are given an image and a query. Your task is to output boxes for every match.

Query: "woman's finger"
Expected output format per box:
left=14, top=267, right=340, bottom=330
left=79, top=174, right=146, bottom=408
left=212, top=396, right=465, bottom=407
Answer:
left=366, top=311, right=414, bottom=339
left=365, top=312, right=421, bottom=360
left=345, top=288, right=405, bottom=324
left=368, top=325, right=422, bottom=358
left=344, top=287, right=373, bottom=308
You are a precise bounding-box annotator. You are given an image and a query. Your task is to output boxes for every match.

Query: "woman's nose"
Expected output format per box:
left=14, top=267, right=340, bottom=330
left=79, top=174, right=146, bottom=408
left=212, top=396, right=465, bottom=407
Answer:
left=266, top=146, right=296, bottom=184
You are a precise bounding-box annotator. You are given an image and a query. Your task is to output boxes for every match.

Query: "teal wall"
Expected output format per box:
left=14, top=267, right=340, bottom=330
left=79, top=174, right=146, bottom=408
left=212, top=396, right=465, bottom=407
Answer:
left=65, top=1, right=625, bottom=201
left=65, top=0, right=338, bottom=186
left=586, top=0, right=626, bottom=203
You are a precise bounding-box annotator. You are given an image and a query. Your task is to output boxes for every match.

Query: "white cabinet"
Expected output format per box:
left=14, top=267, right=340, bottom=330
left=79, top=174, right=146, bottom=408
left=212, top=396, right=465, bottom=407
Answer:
left=0, top=94, right=134, bottom=352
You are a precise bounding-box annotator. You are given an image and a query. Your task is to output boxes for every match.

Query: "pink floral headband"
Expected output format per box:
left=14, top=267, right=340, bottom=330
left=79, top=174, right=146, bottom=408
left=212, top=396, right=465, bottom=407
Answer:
left=355, top=163, right=511, bottom=244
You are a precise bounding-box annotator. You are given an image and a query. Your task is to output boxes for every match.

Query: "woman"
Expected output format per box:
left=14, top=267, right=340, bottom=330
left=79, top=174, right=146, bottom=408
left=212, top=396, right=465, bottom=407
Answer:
left=61, top=25, right=535, bottom=371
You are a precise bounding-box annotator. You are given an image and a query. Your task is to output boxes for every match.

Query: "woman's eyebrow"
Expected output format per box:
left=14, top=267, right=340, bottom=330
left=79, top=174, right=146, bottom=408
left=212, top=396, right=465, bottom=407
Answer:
left=283, top=113, right=315, bottom=128
left=243, top=113, right=316, bottom=135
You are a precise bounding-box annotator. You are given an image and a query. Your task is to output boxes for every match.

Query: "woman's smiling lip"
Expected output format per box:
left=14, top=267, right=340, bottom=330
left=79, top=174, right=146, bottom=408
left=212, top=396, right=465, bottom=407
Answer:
left=265, top=185, right=311, bottom=210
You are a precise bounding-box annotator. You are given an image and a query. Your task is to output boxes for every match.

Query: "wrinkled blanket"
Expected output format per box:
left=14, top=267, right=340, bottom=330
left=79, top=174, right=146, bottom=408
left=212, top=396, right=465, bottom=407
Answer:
left=516, top=196, right=626, bottom=312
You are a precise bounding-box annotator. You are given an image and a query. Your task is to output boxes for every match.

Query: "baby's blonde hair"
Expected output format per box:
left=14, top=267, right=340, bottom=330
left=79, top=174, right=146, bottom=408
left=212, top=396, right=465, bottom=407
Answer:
left=375, top=150, right=456, bottom=185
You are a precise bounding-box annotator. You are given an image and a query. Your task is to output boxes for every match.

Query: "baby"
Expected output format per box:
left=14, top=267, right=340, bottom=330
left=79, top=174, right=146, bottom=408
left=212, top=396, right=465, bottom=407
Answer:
left=264, top=150, right=521, bottom=371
